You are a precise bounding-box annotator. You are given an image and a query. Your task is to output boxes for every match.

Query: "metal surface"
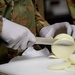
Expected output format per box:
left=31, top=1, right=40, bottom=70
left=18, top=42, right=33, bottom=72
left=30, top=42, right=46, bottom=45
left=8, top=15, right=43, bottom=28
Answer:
left=35, top=37, right=75, bottom=46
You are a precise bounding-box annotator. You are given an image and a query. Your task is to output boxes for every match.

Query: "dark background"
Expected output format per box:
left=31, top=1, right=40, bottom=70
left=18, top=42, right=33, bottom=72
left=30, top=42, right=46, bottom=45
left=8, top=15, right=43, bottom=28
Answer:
left=44, top=0, right=73, bottom=24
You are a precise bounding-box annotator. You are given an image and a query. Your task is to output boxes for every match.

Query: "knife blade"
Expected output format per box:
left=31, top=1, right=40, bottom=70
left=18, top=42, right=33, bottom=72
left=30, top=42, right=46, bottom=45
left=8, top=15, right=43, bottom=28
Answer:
left=35, top=37, right=75, bottom=46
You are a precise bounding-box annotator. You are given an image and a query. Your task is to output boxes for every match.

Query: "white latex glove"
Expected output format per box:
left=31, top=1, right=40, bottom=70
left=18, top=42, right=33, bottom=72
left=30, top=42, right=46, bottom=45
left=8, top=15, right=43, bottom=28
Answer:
left=71, top=25, right=75, bottom=39
left=39, top=22, right=72, bottom=38
left=1, top=18, right=36, bottom=51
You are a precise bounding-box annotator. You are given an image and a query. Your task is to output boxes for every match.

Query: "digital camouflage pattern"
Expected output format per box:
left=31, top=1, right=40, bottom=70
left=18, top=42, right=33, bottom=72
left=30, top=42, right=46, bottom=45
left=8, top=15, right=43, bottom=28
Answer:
left=0, top=0, right=50, bottom=64
left=67, top=0, right=75, bottom=24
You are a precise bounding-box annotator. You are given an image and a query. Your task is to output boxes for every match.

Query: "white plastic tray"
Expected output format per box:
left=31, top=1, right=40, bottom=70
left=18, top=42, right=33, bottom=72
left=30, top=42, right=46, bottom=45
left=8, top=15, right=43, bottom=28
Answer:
left=0, top=47, right=75, bottom=75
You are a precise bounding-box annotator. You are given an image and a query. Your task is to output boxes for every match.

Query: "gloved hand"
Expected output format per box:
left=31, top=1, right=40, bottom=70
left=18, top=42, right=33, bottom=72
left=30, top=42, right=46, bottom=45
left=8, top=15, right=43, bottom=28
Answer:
left=1, top=18, right=36, bottom=51
left=71, top=25, right=75, bottom=39
left=39, top=22, right=72, bottom=38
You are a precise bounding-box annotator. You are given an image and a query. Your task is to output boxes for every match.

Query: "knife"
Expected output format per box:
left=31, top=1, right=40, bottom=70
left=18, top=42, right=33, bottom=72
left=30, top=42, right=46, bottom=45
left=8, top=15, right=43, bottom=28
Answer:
left=35, top=37, right=75, bottom=46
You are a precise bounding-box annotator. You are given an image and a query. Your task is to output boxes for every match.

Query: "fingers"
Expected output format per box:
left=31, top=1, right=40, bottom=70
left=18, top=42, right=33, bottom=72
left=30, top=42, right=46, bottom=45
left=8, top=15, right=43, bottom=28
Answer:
left=20, top=39, right=28, bottom=50
left=20, top=34, right=36, bottom=50
left=53, top=22, right=72, bottom=35
left=26, top=33, right=36, bottom=48
left=45, top=26, right=55, bottom=38
left=71, top=25, right=75, bottom=39
left=45, top=22, right=73, bottom=38
left=63, top=22, right=72, bottom=35
left=11, top=38, right=23, bottom=50
left=11, top=33, right=36, bottom=50
left=6, top=36, right=21, bottom=48
left=39, top=26, right=51, bottom=37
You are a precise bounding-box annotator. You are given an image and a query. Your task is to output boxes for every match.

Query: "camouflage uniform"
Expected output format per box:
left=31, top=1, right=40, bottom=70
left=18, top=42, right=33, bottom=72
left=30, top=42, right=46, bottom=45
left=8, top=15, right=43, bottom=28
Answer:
left=0, top=0, right=50, bottom=64
left=67, top=0, right=75, bottom=24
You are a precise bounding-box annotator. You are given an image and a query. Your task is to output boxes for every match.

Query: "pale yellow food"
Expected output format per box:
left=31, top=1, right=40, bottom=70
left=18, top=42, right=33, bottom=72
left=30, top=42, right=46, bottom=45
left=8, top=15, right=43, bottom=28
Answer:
left=54, top=34, right=74, bottom=42
left=51, top=33, right=75, bottom=58
left=69, top=54, right=75, bottom=65
left=48, top=61, right=71, bottom=70
left=65, top=65, right=75, bottom=72
left=52, top=43, right=75, bottom=58
left=48, top=34, right=75, bottom=71
left=48, top=55, right=58, bottom=59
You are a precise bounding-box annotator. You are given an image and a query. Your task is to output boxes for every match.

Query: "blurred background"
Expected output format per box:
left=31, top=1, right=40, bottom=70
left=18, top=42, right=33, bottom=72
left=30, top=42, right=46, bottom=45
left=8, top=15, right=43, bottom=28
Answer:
left=37, top=0, right=75, bottom=24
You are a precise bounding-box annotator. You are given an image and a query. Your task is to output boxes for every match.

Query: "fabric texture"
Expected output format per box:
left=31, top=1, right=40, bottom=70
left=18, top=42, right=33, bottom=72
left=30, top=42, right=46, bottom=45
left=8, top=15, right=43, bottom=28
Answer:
left=67, top=0, right=75, bottom=24
left=0, top=0, right=50, bottom=64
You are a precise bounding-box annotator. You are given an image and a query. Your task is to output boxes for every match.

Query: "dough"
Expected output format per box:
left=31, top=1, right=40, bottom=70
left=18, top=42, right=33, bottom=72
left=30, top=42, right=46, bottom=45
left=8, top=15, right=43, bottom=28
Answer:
left=54, top=34, right=74, bottom=42
left=65, top=65, right=75, bottom=72
left=48, top=55, right=58, bottom=59
left=69, top=54, right=75, bottom=65
left=51, top=34, right=75, bottom=58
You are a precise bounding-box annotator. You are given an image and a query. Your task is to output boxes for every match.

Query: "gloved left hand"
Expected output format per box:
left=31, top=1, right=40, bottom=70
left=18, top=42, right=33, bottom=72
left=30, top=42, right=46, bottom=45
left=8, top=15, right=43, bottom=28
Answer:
left=39, top=22, right=72, bottom=38
left=71, top=25, right=75, bottom=39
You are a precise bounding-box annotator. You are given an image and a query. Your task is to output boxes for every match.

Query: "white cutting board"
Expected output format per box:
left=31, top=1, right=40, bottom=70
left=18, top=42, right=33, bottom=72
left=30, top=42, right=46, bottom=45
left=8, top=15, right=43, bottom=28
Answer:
left=0, top=47, right=75, bottom=75
left=0, top=56, right=75, bottom=75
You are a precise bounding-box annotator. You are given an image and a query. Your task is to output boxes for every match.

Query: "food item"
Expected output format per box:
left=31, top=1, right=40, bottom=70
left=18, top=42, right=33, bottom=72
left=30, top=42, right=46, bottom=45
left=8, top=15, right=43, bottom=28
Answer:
left=65, top=65, right=75, bottom=72
left=69, top=54, right=75, bottom=65
left=54, top=34, right=74, bottom=42
left=48, top=34, right=75, bottom=71
left=52, top=43, right=75, bottom=58
left=48, top=61, right=71, bottom=70
left=48, top=55, right=58, bottom=59
left=51, top=33, right=75, bottom=58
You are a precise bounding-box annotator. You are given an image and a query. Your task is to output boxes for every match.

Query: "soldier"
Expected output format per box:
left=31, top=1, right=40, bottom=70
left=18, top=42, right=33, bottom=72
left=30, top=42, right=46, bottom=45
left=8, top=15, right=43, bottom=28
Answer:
left=0, top=0, right=74, bottom=64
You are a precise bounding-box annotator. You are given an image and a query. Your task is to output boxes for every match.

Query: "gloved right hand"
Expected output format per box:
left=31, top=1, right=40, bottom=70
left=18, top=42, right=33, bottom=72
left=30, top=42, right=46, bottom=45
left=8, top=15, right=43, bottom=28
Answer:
left=1, top=18, right=36, bottom=51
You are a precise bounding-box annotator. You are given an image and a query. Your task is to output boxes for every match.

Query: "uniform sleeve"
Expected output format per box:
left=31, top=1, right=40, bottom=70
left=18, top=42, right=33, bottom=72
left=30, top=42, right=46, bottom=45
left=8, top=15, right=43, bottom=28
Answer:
left=0, top=0, right=7, bottom=35
left=67, top=0, right=75, bottom=24
left=35, top=10, right=50, bottom=33
left=34, top=1, right=50, bottom=35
